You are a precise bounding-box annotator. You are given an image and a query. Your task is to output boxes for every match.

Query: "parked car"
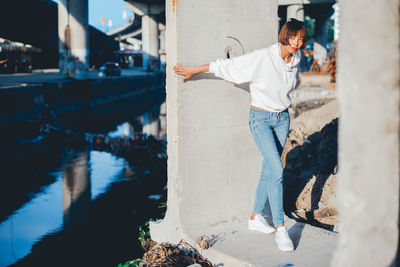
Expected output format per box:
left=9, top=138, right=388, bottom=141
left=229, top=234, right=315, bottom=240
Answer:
left=98, top=62, right=121, bottom=77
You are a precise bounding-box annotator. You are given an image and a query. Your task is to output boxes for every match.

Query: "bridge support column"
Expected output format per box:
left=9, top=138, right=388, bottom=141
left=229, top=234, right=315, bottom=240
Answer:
left=287, top=4, right=304, bottom=22
left=142, top=14, right=159, bottom=71
left=332, top=0, right=399, bottom=265
left=150, top=0, right=286, bottom=264
left=159, top=102, right=166, bottom=137
left=125, top=1, right=164, bottom=71
left=333, top=3, right=340, bottom=41
left=159, top=23, right=166, bottom=67
left=58, top=0, right=89, bottom=79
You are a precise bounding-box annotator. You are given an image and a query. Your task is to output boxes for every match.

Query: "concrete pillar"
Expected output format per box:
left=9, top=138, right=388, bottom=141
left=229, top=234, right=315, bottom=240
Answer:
left=287, top=4, right=304, bottom=22
left=58, top=0, right=89, bottom=79
left=332, top=0, right=399, bottom=266
left=127, top=37, right=141, bottom=51
left=62, top=150, right=90, bottom=228
left=150, top=0, right=280, bottom=263
left=333, top=3, right=340, bottom=41
left=159, top=23, right=166, bottom=67
left=159, top=101, right=166, bottom=137
left=142, top=14, right=159, bottom=71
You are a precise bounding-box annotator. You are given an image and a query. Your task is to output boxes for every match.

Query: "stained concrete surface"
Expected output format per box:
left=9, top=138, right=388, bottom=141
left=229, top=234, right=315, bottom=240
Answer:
left=150, top=84, right=339, bottom=266
left=151, top=0, right=339, bottom=266
left=332, top=0, right=399, bottom=265
left=154, top=215, right=337, bottom=267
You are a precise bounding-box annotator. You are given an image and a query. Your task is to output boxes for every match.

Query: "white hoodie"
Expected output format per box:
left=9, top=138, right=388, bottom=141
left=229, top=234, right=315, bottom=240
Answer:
left=209, top=42, right=301, bottom=112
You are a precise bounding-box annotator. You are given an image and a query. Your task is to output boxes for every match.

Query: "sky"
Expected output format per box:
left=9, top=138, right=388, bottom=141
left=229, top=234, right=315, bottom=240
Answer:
left=52, top=0, right=133, bottom=33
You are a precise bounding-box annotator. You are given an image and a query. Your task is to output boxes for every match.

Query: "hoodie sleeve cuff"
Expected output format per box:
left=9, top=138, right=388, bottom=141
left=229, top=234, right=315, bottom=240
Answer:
left=208, top=62, right=217, bottom=73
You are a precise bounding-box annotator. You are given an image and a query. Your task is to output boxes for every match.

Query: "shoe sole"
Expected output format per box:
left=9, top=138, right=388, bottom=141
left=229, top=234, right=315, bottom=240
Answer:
left=277, top=247, right=294, bottom=252
left=275, top=242, right=295, bottom=252
left=248, top=223, right=275, bottom=234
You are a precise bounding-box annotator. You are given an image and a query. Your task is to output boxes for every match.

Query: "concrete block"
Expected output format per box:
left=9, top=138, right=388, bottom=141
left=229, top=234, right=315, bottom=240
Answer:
left=151, top=0, right=278, bottom=241
left=332, top=0, right=399, bottom=266
left=151, top=0, right=338, bottom=266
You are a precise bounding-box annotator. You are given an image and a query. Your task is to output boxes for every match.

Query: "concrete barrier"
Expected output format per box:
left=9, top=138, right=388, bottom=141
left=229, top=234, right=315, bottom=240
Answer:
left=0, top=72, right=165, bottom=127
left=332, top=0, right=399, bottom=266
left=151, top=0, right=338, bottom=266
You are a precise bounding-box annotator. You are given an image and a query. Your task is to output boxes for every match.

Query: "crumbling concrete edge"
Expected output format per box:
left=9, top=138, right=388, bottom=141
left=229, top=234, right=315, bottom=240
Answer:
left=149, top=1, right=250, bottom=265
left=151, top=218, right=249, bottom=266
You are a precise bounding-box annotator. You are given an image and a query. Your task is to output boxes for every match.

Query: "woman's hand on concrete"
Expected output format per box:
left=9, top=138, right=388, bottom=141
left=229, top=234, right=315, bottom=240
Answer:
left=173, top=64, right=209, bottom=82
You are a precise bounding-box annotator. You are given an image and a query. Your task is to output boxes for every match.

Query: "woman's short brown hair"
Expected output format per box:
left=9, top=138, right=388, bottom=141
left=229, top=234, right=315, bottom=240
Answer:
left=279, top=18, right=308, bottom=49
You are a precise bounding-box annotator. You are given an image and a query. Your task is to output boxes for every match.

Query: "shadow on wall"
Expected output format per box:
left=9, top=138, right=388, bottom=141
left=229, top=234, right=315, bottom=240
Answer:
left=283, top=118, right=338, bottom=231
left=184, top=73, right=251, bottom=93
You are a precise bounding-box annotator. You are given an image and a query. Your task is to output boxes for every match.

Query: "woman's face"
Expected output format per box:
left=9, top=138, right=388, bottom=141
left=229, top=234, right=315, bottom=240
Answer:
left=284, top=31, right=304, bottom=54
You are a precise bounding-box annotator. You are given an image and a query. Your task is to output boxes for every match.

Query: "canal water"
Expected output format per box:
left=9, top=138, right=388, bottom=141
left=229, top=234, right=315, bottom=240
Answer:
left=0, top=104, right=167, bottom=267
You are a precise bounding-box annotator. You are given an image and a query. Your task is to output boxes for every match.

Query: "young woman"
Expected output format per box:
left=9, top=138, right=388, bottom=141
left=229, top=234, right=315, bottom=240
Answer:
left=174, top=18, right=307, bottom=252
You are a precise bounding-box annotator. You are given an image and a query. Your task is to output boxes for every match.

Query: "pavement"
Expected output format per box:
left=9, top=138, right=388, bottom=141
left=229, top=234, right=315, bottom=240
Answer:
left=195, top=215, right=337, bottom=267
left=152, top=212, right=338, bottom=267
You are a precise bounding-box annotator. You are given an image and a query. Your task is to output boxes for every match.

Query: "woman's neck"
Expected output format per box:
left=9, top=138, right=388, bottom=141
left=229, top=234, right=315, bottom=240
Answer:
left=280, top=45, right=293, bottom=63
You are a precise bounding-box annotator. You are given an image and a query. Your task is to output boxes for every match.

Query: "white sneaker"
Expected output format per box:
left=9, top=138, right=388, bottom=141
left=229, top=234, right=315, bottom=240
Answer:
left=274, top=226, right=294, bottom=252
left=248, top=214, right=275, bottom=234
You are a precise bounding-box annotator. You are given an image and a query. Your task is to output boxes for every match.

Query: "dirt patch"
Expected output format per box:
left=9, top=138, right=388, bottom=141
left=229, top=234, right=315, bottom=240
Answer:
left=283, top=100, right=339, bottom=231
left=291, top=98, right=335, bottom=118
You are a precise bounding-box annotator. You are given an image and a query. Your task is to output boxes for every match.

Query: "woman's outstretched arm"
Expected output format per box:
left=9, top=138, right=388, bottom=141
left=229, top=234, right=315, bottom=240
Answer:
left=173, top=64, right=209, bottom=82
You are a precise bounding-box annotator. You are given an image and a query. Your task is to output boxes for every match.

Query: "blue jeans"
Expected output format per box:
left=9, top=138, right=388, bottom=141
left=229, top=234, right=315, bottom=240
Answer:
left=249, top=107, right=290, bottom=227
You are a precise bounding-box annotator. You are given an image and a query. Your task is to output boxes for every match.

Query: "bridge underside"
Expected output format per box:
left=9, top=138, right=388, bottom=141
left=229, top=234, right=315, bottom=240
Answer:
left=1, top=0, right=118, bottom=68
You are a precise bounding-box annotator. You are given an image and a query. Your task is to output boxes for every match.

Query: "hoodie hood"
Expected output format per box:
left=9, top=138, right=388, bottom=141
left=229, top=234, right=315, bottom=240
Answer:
left=275, top=42, right=301, bottom=72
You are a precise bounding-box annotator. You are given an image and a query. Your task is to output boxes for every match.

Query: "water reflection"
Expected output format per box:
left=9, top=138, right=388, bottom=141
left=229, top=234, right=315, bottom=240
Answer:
left=89, top=151, right=125, bottom=198
left=108, top=105, right=166, bottom=139
left=62, top=149, right=90, bottom=228
left=109, top=122, right=135, bottom=138
left=142, top=103, right=166, bottom=138
left=0, top=101, right=167, bottom=267
left=0, top=150, right=122, bottom=266
left=0, top=172, right=63, bottom=267
left=0, top=145, right=163, bottom=267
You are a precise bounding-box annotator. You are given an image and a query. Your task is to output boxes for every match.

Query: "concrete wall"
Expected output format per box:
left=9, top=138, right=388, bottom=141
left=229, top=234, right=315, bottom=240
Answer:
left=151, top=0, right=277, bottom=245
left=0, top=73, right=165, bottom=127
left=332, top=0, right=399, bottom=266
